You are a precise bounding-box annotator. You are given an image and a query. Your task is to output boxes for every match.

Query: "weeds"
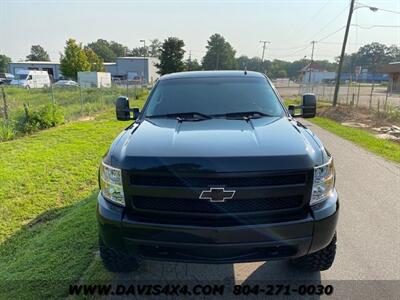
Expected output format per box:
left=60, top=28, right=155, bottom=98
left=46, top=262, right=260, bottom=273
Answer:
left=0, top=120, right=15, bottom=141
left=16, top=104, right=64, bottom=134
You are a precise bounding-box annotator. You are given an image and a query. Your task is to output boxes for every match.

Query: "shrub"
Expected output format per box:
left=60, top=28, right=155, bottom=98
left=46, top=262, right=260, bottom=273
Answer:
left=16, top=104, right=65, bottom=134
left=387, top=106, right=400, bottom=122
left=0, top=120, right=15, bottom=141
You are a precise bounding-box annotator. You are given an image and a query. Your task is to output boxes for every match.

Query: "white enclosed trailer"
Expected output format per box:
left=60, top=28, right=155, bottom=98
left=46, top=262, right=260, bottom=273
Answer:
left=77, top=72, right=111, bottom=88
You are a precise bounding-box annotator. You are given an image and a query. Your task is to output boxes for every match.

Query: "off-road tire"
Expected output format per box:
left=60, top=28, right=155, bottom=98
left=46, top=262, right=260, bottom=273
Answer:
left=290, top=233, right=337, bottom=271
left=99, top=238, right=140, bottom=273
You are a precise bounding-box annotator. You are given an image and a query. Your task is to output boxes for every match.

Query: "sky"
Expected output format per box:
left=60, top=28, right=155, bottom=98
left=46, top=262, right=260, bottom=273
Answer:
left=0, top=0, right=399, bottom=63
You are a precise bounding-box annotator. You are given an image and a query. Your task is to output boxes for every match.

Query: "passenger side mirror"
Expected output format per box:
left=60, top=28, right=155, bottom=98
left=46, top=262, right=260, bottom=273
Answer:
left=287, top=94, right=317, bottom=119
left=301, top=93, right=316, bottom=118
left=115, top=96, right=141, bottom=121
left=116, top=96, right=131, bottom=121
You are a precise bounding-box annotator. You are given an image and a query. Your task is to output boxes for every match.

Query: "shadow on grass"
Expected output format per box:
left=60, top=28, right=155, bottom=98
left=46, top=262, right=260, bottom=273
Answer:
left=0, top=190, right=101, bottom=299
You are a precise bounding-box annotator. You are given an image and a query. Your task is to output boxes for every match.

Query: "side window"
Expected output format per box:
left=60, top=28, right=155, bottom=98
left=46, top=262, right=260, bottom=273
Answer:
left=27, top=75, right=32, bottom=80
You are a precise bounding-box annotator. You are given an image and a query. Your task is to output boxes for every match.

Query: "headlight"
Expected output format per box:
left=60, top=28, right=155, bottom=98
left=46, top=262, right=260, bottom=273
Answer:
left=99, top=161, right=125, bottom=206
left=311, top=157, right=335, bottom=206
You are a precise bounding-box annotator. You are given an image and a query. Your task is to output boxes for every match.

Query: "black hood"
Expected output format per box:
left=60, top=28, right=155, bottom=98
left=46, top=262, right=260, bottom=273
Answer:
left=106, top=117, right=328, bottom=173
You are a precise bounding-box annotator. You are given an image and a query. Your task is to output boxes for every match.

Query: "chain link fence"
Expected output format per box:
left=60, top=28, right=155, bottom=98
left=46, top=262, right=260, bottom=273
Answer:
left=0, top=82, right=149, bottom=141
left=274, top=81, right=400, bottom=113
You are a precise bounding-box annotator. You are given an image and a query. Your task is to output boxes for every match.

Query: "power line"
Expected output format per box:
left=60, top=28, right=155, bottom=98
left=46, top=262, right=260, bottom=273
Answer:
left=268, top=44, right=310, bottom=51
left=356, top=2, right=400, bottom=15
left=306, top=2, right=351, bottom=42
left=351, top=24, right=400, bottom=29
left=317, top=26, right=346, bottom=43
left=276, top=44, right=311, bottom=58
left=285, top=0, right=331, bottom=40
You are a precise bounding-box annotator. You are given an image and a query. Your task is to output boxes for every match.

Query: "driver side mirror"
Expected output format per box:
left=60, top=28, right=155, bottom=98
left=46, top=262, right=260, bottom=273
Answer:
left=287, top=93, right=316, bottom=119
left=115, top=96, right=140, bottom=121
left=301, top=93, right=316, bottom=118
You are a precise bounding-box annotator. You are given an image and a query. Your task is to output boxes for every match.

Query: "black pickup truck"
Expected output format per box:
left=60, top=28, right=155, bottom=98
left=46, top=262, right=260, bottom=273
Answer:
left=97, top=71, right=338, bottom=273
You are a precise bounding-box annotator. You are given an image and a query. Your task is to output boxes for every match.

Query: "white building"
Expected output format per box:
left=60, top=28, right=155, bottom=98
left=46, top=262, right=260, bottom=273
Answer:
left=301, top=71, right=336, bottom=84
left=300, top=63, right=336, bottom=84
left=8, top=61, right=61, bottom=81
left=104, top=57, right=159, bottom=84
left=8, top=57, right=160, bottom=83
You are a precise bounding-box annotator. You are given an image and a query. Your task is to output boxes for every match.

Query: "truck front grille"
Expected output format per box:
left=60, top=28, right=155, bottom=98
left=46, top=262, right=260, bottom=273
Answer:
left=130, top=173, right=306, bottom=187
left=123, top=170, right=312, bottom=226
left=133, top=196, right=303, bottom=213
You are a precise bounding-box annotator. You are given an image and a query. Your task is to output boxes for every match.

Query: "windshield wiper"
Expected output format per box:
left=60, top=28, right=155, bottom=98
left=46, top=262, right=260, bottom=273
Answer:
left=145, top=112, right=213, bottom=121
left=212, top=111, right=274, bottom=120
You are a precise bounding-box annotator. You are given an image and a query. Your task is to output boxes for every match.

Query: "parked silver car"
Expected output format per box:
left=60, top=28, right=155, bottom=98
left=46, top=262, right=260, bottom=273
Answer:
left=53, top=80, right=79, bottom=87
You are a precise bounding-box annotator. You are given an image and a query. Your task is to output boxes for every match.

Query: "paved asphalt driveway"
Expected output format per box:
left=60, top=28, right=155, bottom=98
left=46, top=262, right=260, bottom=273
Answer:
left=111, top=121, right=400, bottom=299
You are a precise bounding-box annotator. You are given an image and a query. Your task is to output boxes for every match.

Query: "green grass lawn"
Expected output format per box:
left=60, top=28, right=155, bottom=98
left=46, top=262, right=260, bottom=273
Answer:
left=283, top=99, right=400, bottom=164
left=2, top=85, right=146, bottom=120
left=310, top=117, right=400, bottom=163
left=0, top=104, right=144, bottom=298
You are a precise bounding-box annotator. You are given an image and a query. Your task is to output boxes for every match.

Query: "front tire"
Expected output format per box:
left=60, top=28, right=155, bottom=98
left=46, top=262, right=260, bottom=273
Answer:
left=99, top=238, right=140, bottom=273
left=290, top=233, right=337, bottom=271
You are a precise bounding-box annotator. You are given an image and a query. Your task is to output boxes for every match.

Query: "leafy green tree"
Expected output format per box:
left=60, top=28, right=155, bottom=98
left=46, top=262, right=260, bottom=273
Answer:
left=156, top=37, right=186, bottom=75
left=355, top=43, right=391, bottom=71
left=60, top=39, right=90, bottom=79
left=202, top=34, right=237, bottom=70
left=130, top=46, right=147, bottom=57
left=388, top=44, right=400, bottom=61
left=130, top=39, right=162, bottom=57
left=26, top=45, right=50, bottom=61
left=275, top=69, right=287, bottom=78
left=109, top=41, right=128, bottom=57
left=148, top=39, right=162, bottom=57
left=86, top=39, right=116, bottom=62
left=185, top=58, right=202, bottom=71
left=84, top=48, right=105, bottom=72
left=236, top=56, right=264, bottom=72
left=339, top=43, right=400, bottom=73
left=0, top=54, right=11, bottom=73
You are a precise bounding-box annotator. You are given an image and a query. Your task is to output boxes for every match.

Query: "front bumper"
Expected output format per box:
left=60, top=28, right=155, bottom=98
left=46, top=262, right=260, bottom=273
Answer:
left=97, top=191, right=339, bottom=263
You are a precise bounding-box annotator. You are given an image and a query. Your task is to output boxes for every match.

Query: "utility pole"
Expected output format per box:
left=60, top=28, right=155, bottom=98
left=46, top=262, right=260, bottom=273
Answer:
left=259, top=40, right=271, bottom=73
left=308, top=41, right=316, bottom=89
left=333, top=0, right=356, bottom=106
left=140, top=39, right=146, bottom=85
left=188, top=50, right=192, bottom=71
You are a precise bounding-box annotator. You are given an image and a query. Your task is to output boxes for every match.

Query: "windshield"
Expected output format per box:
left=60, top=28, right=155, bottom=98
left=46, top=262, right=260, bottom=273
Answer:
left=15, top=74, right=28, bottom=80
left=144, top=77, right=284, bottom=118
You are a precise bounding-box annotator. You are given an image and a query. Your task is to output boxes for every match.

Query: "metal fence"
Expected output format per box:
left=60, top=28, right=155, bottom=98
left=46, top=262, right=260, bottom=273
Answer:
left=0, top=81, right=149, bottom=140
left=274, top=82, right=400, bottom=113
left=0, top=81, right=148, bottom=123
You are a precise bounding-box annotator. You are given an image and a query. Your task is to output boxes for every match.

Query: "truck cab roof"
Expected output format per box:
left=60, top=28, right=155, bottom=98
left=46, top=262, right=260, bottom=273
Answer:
left=159, top=70, right=266, bottom=81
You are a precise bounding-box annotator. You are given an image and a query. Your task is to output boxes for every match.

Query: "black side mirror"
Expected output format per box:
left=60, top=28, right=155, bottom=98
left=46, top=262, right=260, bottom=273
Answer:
left=301, top=93, right=316, bottom=118
left=133, top=107, right=140, bottom=120
left=116, top=96, right=131, bottom=121
left=115, top=97, right=141, bottom=121
left=288, top=105, right=296, bottom=116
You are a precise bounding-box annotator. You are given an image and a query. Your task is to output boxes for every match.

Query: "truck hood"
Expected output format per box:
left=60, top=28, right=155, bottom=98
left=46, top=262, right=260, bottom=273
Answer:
left=108, top=117, right=325, bottom=172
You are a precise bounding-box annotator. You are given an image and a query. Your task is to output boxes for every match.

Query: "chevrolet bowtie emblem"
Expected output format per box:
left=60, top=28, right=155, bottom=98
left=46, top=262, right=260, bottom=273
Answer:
left=199, top=187, right=236, bottom=203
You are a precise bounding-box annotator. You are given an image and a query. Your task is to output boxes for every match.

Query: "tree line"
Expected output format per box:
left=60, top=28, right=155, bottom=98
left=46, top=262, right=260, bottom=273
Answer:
left=1, top=34, right=399, bottom=79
